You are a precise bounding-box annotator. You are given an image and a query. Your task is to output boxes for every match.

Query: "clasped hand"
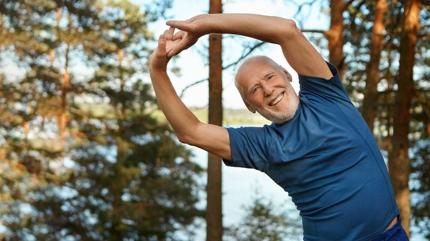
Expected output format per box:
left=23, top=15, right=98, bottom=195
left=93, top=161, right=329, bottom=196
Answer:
left=149, top=15, right=208, bottom=72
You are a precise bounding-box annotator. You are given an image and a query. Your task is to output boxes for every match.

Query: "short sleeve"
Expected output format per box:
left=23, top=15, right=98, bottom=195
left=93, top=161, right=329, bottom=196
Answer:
left=222, top=126, right=270, bottom=172
left=299, top=62, right=351, bottom=103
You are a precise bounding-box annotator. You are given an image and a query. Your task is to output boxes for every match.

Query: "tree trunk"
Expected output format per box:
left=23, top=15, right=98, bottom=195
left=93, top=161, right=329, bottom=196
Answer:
left=362, top=0, right=387, bottom=131
left=56, top=8, right=70, bottom=149
left=206, top=0, right=223, bottom=240
left=327, top=0, right=345, bottom=78
left=110, top=48, right=126, bottom=240
left=388, top=0, right=421, bottom=235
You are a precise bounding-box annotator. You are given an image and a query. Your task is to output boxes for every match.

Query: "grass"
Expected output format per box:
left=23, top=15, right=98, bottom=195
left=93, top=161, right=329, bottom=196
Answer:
left=151, top=107, right=270, bottom=126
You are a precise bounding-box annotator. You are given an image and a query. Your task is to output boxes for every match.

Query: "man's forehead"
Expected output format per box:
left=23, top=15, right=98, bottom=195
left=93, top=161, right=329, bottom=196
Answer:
left=236, top=56, right=279, bottom=83
left=239, top=56, right=278, bottom=70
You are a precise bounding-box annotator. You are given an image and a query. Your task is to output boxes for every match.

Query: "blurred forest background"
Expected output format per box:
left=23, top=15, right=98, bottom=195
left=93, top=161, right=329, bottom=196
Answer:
left=0, top=0, right=429, bottom=241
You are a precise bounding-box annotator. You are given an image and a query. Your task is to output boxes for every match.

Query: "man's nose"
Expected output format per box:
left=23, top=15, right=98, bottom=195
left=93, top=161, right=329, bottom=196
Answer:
left=262, top=83, right=274, bottom=97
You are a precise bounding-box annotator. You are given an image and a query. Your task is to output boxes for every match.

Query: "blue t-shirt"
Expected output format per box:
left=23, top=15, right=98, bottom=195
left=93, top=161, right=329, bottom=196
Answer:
left=224, top=62, right=399, bottom=241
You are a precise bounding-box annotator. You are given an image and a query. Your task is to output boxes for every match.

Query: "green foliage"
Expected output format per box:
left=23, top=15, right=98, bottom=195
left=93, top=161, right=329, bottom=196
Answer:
left=0, top=0, right=203, bottom=240
left=225, top=192, right=302, bottom=241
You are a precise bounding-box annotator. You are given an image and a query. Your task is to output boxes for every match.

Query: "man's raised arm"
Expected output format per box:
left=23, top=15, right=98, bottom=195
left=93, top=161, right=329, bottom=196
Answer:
left=149, top=28, right=231, bottom=160
left=167, top=14, right=332, bottom=79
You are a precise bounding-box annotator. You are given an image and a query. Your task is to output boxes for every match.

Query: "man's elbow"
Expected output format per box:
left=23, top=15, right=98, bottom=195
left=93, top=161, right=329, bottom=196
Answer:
left=176, top=122, right=203, bottom=146
left=176, top=126, right=200, bottom=145
left=279, top=19, right=300, bottom=40
left=177, top=133, right=194, bottom=145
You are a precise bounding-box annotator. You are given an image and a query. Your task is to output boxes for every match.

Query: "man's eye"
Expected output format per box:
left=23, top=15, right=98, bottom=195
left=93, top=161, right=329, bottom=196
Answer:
left=268, top=75, right=274, bottom=80
left=252, top=86, right=260, bottom=94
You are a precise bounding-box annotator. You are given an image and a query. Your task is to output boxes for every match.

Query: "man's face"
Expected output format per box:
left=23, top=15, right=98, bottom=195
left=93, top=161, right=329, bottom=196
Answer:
left=236, top=56, right=299, bottom=124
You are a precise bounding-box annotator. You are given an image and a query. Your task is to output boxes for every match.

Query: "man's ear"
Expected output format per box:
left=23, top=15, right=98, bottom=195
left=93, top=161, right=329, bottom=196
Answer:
left=237, top=83, right=256, bottom=113
left=245, top=101, right=256, bottom=113
left=280, top=67, right=292, bottom=82
left=286, top=71, right=292, bottom=82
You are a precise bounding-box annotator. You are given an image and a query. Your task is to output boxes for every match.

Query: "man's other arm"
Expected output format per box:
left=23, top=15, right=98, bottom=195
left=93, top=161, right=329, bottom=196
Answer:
left=167, top=14, right=333, bottom=79
left=149, top=29, right=231, bottom=160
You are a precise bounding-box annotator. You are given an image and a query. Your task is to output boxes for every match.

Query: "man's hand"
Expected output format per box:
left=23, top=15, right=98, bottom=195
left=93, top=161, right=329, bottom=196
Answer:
left=150, top=24, right=201, bottom=71
left=166, top=14, right=209, bottom=57
left=149, top=28, right=173, bottom=73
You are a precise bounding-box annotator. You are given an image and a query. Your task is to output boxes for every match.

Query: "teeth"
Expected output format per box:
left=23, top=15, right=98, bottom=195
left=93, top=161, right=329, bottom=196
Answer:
left=270, top=92, right=284, bottom=106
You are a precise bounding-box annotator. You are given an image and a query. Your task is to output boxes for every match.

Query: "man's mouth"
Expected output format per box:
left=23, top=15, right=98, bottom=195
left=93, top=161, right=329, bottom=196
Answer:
left=269, top=91, right=285, bottom=106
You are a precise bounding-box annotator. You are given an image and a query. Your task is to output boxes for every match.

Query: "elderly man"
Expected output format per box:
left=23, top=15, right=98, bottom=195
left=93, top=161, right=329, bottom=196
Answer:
left=149, top=13, right=407, bottom=241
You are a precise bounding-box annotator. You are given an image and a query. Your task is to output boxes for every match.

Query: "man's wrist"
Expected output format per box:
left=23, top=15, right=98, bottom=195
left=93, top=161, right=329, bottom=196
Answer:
left=150, top=68, right=167, bottom=75
left=149, top=64, right=167, bottom=76
left=194, top=14, right=216, bottom=35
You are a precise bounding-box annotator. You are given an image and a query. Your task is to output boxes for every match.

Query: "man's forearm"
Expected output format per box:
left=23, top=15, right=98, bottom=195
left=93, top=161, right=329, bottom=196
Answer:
left=150, top=70, right=200, bottom=142
left=202, top=14, right=296, bottom=44
left=182, top=13, right=331, bottom=79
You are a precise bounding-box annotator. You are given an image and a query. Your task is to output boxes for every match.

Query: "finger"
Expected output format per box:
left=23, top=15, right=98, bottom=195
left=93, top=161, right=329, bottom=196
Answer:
left=163, top=30, right=171, bottom=41
left=172, top=31, right=185, bottom=41
left=168, top=26, right=175, bottom=36
left=166, top=20, right=192, bottom=32
left=167, top=39, right=189, bottom=57
left=167, top=43, right=183, bottom=58
left=157, top=34, right=166, bottom=56
left=167, top=46, right=178, bottom=58
left=164, top=27, right=174, bottom=40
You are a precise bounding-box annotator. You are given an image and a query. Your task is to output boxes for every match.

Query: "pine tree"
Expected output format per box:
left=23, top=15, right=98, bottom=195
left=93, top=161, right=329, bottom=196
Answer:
left=225, top=192, right=302, bottom=241
left=0, top=1, right=204, bottom=240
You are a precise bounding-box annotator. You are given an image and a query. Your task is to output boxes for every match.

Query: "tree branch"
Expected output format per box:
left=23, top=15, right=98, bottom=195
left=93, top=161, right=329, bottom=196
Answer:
left=179, top=77, right=208, bottom=98
left=222, top=41, right=265, bottom=70
left=290, top=0, right=319, bottom=28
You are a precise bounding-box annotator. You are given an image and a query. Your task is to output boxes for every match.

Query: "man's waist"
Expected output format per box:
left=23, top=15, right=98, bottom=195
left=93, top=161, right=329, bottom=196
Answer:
left=301, top=212, right=399, bottom=241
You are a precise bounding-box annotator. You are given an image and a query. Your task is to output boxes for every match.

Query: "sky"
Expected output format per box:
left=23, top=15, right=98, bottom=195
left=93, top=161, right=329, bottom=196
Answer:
left=143, top=0, right=330, bottom=109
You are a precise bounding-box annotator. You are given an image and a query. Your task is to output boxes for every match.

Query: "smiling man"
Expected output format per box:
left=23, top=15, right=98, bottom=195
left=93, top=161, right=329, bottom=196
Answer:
left=234, top=56, right=300, bottom=123
left=149, top=13, right=408, bottom=241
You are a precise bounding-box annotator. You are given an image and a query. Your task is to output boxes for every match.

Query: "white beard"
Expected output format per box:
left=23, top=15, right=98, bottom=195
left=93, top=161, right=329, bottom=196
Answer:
left=257, top=107, right=296, bottom=124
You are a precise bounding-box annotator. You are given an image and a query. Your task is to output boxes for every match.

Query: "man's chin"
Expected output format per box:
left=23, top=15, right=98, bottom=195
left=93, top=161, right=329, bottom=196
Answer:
left=258, top=110, right=293, bottom=124
left=270, top=116, right=293, bottom=124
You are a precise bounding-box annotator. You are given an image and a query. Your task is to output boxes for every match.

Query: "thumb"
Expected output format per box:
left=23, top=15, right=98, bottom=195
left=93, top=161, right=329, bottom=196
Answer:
left=166, top=20, right=193, bottom=32
left=156, top=34, right=167, bottom=56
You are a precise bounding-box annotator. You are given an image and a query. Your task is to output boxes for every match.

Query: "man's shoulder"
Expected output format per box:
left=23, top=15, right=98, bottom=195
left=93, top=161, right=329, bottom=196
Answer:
left=297, top=62, right=351, bottom=104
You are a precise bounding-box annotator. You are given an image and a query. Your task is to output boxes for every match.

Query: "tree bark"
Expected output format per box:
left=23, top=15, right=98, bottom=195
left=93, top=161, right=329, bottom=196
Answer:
left=206, top=0, right=223, bottom=241
left=388, top=0, right=421, bottom=235
left=56, top=8, right=70, bottom=149
left=362, top=0, right=387, bottom=132
left=327, top=0, right=345, bottom=79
